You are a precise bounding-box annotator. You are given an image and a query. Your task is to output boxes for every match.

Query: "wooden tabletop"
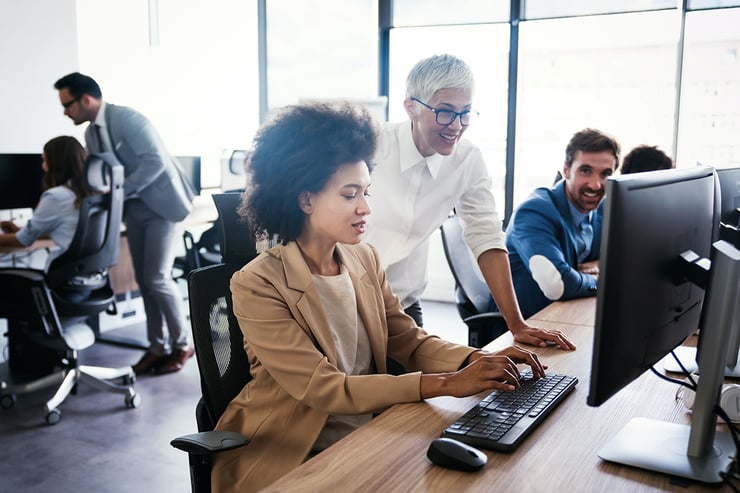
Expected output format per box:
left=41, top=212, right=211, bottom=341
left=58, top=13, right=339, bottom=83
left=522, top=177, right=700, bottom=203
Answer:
left=264, top=298, right=726, bottom=492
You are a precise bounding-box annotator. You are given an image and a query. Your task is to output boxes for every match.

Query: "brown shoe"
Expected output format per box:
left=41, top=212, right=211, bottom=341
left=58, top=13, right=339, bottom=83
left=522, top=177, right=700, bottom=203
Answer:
left=156, top=346, right=195, bottom=374
left=132, top=351, right=171, bottom=375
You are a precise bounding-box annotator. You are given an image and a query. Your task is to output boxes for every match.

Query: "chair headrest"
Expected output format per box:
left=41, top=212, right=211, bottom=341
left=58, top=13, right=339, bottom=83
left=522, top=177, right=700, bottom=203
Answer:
left=86, top=153, right=123, bottom=193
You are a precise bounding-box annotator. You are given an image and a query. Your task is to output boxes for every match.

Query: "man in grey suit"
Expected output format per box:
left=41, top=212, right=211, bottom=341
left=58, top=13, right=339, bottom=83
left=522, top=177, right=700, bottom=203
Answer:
left=54, top=72, right=195, bottom=375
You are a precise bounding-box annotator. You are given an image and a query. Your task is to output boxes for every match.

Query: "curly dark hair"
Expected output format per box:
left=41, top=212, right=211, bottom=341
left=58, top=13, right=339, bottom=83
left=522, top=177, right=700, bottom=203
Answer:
left=241, top=102, right=378, bottom=244
left=42, top=136, right=90, bottom=207
left=621, top=145, right=673, bottom=174
left=564, top=128, right=621, bottom=171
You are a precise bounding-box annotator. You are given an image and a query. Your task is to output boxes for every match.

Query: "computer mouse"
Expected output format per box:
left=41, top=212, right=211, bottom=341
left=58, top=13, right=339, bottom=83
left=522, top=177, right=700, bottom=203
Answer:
left=426, top=437, right=487, bottom=472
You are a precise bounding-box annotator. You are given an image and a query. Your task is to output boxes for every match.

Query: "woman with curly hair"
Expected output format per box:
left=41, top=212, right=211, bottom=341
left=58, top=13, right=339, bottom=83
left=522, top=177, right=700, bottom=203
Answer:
left=0, top=136, right=89, bottom=258
left=212, top=102, right=546, bottom=492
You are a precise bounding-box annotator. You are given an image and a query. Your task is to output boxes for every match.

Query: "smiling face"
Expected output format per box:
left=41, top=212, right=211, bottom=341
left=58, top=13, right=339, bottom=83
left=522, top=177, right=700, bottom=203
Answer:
left=299, top=161, right=372, bottom=248
left=563, top=150, right=617, bottom=213
left=405, top=87, right=472, bottom=157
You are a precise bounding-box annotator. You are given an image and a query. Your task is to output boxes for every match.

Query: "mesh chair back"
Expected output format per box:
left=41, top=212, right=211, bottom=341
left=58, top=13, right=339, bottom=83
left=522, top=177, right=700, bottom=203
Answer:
left=188, top=263, right=252, bottom=431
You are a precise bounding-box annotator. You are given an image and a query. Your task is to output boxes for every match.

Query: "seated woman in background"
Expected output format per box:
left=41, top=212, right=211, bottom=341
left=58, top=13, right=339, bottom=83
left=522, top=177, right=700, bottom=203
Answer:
left=212, top=102, right=546, bottom=492
left=0, top=135, right=88, bottom=258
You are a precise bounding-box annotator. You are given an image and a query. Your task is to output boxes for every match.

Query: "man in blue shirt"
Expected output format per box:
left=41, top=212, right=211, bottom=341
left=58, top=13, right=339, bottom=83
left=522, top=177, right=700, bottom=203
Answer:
left=498, top=128, right=620, bottom=318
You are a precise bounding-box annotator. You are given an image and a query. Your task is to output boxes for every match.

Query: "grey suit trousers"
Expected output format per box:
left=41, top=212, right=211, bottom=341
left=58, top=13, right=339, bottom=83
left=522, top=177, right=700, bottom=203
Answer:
left=124, top=199, right=189, bottom=354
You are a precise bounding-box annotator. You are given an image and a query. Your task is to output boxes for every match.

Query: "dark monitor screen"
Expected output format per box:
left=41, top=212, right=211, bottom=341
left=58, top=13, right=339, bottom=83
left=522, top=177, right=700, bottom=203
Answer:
left=586, top=166, right=740, bottom=483
left=0, top=153, right=44, bottom=210
left=176, top=156, right=201, bottom=195
left=716, top=166, right=740, bottom=227
left=588, top=167, right=715, bottom=408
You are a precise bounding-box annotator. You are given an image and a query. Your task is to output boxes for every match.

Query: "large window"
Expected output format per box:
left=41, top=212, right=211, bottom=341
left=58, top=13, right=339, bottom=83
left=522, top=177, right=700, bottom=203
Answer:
left=677, top=7, right=740, bottom=169
left=515, top=10, right=679, bottom=205
left=76, top=0, right=259, bottom=188
left=265, top=0, right=378, bottom=112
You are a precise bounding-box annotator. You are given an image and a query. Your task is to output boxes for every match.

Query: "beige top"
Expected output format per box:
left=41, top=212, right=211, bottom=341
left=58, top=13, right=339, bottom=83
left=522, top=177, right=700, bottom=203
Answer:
left=311, top=267, right=373, bottom=451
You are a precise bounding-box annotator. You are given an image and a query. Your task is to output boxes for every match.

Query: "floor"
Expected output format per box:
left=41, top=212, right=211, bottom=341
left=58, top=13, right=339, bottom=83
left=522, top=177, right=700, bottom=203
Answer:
left=0, top=300, right=466, bottom=493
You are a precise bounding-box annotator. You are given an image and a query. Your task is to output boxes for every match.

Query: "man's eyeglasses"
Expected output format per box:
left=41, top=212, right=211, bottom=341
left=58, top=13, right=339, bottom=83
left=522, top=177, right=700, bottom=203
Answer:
left=411, top=97, right=478, bottom=126
left=61, top=96, right=81, bottom=109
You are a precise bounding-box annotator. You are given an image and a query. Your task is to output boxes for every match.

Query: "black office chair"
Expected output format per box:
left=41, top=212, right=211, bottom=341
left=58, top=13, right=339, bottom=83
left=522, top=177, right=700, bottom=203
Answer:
left=439, top=214, right=508, bottom=348
left=212, top=192, right=258, bottom=267
left=0, top=152, right=140, bottom=424
left=171, top=194, right=258, bottom=493
left=173, top=226, right=222, bottom=282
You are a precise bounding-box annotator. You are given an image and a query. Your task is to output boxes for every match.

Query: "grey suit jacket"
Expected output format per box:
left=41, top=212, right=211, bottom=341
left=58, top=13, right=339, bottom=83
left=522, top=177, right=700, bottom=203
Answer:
left=85, top=103, right=194, bottom=222
left=212, top=241, right=475, bottom=492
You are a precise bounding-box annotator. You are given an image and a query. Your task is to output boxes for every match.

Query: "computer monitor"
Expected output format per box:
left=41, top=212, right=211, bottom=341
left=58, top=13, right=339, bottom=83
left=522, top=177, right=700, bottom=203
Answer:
left=717, top=166, right=740, bottom=228
left=588, top=166, right=740, bottom=483
left=175, top=156, right=201, bottom=195
left=0, top=153, right=44, bottom=210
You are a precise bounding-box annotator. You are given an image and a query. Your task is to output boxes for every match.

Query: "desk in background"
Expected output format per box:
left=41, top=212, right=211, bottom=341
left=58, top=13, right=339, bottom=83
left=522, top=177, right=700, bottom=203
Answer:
left=0, top=239, right=56, bottom=270
left=265, top=297, right=722, bottom=492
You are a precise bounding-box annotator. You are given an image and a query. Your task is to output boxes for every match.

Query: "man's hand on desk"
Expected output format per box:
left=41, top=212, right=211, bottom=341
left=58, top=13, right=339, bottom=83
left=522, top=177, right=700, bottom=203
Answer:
left=509, top=320, right=576, bottom=351
left=578, top=260, right=599, bottom=278
left=0, top=221, right=20, bottom=233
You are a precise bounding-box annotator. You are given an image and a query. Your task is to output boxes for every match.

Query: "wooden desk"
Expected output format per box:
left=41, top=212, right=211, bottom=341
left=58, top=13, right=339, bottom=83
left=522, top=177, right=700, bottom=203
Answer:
left=265, top=299, right=726, bottom=492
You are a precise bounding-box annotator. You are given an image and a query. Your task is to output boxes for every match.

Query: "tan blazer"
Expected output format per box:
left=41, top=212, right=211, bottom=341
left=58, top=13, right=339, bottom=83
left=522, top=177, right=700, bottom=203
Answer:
left=212, top=242, right=475, bottom=492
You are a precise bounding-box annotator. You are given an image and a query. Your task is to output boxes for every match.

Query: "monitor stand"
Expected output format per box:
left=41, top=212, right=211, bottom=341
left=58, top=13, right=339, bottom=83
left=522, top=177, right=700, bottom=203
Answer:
left=598, top=417, right=734, bottom=484
left=663, top=346, right=740, bottom=378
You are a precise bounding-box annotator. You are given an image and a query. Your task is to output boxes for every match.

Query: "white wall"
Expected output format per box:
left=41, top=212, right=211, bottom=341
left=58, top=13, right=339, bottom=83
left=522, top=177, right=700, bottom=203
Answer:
left=0, top=0, right=84, bottom=152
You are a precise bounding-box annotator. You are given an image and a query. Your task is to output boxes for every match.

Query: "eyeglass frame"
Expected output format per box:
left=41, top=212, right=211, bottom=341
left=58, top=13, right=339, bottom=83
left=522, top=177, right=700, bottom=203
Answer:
left=410, top=97, right=478, bottom=126
left=61, top=96, right=82, bottom=109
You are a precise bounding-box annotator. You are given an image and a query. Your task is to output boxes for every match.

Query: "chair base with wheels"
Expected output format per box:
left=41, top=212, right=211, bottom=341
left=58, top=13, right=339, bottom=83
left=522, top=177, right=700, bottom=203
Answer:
left=0, top=271, right=141, bottom=425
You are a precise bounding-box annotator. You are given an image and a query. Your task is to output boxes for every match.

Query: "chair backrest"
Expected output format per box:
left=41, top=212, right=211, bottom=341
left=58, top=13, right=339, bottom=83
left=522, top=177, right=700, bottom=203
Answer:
left=46, top=152, right=124, bottom=293
left=440, top=214, right=491, bottom=316
left=188, top=262, right=252, bottom=431
left=211, top=192, right=257, bottom=267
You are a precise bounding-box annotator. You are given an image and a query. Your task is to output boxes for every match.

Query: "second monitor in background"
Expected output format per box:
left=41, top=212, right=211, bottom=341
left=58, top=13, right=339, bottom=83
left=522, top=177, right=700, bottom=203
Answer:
left=717, top=166, right=740, bottom=228
left=0, top=153, right=44, bottom=210
left=175, top=156, right=201, bottom=195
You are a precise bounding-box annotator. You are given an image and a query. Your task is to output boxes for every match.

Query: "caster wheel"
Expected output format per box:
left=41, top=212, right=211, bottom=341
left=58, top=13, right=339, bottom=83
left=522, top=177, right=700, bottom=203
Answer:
left=46, top=408, right=62, bottom=425
left=0, top=394, right=16, bottom=410
left=125, top=392, right=142, bottom=409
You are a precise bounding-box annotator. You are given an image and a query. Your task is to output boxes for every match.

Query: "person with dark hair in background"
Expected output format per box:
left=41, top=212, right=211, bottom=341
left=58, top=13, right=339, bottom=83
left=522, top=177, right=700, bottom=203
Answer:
left=211, top=102, right=546, bottom=492
left=364, top=53, right=574, bottom=351
left=621, top=144, right=674, bottom=174
left=0, top=136, right=89, bottom=261
left=500, top=128, right=621, bottom=319
left=54, top=72, right=195, bottom=375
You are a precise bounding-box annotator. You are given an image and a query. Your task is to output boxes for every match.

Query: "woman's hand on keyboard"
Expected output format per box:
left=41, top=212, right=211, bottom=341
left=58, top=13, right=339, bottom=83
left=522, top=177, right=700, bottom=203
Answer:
left=420, top=346, right=545, bottom=398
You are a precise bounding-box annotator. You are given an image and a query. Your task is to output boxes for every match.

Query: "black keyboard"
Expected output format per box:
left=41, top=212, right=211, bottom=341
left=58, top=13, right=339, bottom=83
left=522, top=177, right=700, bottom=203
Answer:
left=441, top=370, right=577, bottom=452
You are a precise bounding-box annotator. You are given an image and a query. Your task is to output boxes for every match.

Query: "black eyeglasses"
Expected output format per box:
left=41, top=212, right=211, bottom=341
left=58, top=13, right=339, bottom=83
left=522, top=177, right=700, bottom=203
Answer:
left=411, top=97, right=478, bottom=126
left=61, top=96, right=81, bottom=109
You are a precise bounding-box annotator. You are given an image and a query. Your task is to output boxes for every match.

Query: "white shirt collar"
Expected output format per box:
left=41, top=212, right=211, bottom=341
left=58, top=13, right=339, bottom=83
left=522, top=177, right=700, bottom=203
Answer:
left=94, top=100, right=108, bottom=128
left=398, top=121, right=445, bottom=179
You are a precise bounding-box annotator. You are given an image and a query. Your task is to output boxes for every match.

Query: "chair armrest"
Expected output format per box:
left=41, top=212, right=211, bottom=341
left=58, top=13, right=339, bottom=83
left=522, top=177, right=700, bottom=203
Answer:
left=463, top=312, right=504, bottom=324
left=170, top=430, right=250, bottom=456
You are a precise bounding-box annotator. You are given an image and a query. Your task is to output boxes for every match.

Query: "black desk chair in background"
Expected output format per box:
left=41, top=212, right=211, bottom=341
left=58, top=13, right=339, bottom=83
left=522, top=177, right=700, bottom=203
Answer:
left=0, top=153, right=140, bottom=425
left=171, top=192, right=257, bottom=493
left=440, top=214, right=508, bottom=348
left=173, top=226, right=222, bottom=282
